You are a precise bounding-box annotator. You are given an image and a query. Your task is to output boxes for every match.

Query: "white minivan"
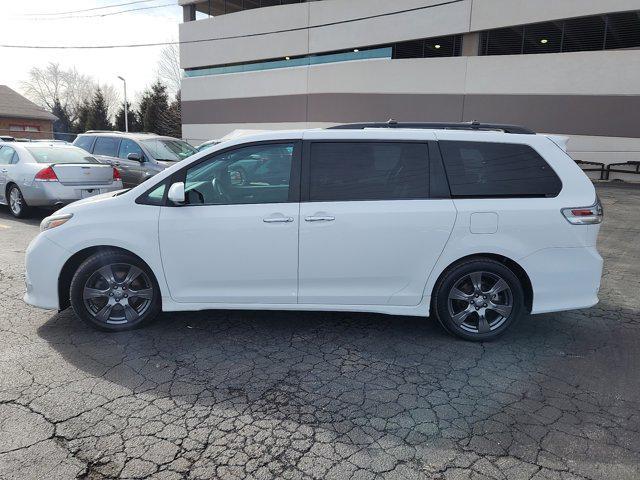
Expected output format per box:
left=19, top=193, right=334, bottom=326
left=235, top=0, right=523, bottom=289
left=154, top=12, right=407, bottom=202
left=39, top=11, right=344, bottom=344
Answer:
left=24, top=123, right=603, bottom=341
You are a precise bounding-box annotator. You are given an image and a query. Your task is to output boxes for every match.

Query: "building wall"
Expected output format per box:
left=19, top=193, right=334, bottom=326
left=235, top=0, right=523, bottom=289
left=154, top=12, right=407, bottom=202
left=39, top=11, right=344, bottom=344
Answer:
left=0, top=117, right=54, bottom=140
left=179, top=0, right=640, bottom=181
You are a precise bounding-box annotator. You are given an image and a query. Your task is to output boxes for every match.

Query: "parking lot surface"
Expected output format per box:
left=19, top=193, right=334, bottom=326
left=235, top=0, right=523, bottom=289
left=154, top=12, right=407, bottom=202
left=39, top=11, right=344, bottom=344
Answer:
left=0, top=184, right=638, bottom=480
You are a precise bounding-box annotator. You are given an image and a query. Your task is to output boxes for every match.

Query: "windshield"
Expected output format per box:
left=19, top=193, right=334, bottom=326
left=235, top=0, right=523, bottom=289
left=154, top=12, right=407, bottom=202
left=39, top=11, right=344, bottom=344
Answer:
left=26, top=147, right=99, bottom=164
left=141, top=139, right=197, bottom=162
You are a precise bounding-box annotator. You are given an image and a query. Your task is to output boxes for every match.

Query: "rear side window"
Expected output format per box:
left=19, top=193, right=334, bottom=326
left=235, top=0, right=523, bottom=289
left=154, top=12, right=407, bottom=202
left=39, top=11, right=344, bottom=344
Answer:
left=74, top=136, right=95, bottom=153
left=439, top=141, right=562, bottom=197
left=93, top=137, right=120, bottom=157
left=308, top=142, right=429, bottom=202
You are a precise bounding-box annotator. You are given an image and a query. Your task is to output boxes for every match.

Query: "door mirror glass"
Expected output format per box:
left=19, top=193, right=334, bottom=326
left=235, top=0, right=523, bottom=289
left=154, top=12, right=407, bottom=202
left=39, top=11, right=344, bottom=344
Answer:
left=167, top=182, right=185, bottom=204
left=127, top=152, right=143, bottom=162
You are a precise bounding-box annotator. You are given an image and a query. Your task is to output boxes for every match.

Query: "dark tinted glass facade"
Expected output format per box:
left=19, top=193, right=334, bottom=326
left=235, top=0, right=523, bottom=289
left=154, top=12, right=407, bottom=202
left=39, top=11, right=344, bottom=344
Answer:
left=439, top=141, right=562, bottom=198
left=393, top=35, right=462, bottom=59
left=308, top=142, right=429, bottom=202
left=480, top=11, right=640, bottom=56
left=196, top=0, right=305, bottom=16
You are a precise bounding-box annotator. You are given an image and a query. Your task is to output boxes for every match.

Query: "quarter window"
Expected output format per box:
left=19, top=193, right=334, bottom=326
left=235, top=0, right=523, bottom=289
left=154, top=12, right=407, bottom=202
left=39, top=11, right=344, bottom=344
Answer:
left=0, top=147, right=16, bottom=165
left=184, top=143, right=294, bottom=205
left=308, top=142, right=429, bottom=202
left=93, top=137, right=120, bottom=157
left=74, top=136, right=95, bottom=153
left=439, top=141, right=562, bottom=197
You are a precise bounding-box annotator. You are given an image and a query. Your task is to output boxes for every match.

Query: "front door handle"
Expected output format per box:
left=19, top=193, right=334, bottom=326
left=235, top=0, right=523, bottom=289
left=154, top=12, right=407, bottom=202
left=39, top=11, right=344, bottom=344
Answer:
left=263, top=216, right=294, bottom=223
left=305, top=216, right=335, bottom=222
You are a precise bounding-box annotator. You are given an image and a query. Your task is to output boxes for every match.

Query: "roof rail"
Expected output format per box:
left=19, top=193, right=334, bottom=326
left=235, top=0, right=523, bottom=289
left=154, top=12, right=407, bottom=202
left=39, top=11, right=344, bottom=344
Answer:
left=327, top=119, right=536, bottom=135
left=84, top=130, right=158, bottom=135
left=84, top=130, right=125, bottom=134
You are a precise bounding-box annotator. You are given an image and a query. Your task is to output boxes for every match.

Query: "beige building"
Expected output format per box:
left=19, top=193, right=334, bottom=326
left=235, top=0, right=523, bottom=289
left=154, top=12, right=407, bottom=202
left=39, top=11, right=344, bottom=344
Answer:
left=178, top=0, right=640, bottom=177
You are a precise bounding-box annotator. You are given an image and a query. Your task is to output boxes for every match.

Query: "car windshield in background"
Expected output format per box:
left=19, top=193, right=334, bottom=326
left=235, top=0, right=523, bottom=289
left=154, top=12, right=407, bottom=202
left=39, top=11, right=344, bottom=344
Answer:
left=26, top=147, right=99, bottom=164
left=141, top=139, right=197, bottom=162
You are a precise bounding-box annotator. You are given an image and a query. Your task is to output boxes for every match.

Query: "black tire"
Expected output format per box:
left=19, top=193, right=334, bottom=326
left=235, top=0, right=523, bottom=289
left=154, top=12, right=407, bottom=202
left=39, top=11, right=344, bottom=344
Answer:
left=433, top=258, right=524, bottom=341
left=7, top=185, right=29, bottom=218
left=70, top=250, right=161, bottom=332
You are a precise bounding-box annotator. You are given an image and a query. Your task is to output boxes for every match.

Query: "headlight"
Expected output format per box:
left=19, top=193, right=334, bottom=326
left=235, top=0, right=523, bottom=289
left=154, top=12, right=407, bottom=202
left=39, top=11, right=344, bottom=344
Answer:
left=40, top=213, right=73, bottom=232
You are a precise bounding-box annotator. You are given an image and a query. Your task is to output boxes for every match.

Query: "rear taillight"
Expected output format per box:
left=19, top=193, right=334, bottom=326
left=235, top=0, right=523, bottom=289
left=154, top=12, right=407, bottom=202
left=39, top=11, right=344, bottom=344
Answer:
left=34, top=166, right=58, bottom=182
left=112, top=167, right=121, bottom=181
left=562, top=197, right=603, bottom=225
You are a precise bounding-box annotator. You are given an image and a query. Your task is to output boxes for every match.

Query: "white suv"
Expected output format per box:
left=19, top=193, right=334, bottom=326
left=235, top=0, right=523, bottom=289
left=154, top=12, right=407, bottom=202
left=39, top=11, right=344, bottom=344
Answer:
left=24, top=123, right=603, bottom=341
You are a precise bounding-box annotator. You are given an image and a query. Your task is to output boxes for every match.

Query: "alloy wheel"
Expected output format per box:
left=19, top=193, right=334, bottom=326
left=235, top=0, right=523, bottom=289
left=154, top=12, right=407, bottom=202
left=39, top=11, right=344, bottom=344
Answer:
left=83, top=263, right=154, bottom=325
left=9, top=188, right=22, bottom=216
left=447, top=271, right=513, bottom=334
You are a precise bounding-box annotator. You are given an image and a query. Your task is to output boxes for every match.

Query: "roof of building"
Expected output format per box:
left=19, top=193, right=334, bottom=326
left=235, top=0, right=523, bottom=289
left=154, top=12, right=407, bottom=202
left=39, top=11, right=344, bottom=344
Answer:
left=0, top=85, right=58, bottom=122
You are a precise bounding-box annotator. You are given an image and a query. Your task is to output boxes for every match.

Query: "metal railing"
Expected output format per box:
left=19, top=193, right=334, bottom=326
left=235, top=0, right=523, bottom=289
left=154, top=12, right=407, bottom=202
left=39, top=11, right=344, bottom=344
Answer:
left=605, top=161, right=640, bottom=180
left=575, top=160, right=606, bottom=180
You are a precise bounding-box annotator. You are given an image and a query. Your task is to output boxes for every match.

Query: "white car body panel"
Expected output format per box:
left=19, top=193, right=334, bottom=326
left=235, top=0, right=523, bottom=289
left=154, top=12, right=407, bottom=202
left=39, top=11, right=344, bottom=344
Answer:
left=23, top=128, right=602, bottom=322
left=159, top=202, right=299, bottom=303
left=298, top=199, right=456, bottom=306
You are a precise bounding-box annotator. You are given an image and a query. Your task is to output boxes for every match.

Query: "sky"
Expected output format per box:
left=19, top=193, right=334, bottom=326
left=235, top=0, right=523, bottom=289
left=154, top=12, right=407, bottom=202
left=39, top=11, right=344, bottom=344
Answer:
left=0, top=0, right=183, bottom=105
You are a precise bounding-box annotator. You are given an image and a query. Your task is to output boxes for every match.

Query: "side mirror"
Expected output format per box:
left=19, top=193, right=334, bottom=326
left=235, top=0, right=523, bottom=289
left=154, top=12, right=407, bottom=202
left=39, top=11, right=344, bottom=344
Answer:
left=167, top=182, right=185, bottom=205
left=127, top=152, right=143, bottom=162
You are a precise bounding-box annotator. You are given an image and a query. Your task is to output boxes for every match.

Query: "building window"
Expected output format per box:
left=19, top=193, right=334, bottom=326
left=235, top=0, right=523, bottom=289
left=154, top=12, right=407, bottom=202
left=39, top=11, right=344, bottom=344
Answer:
left=185, top=0, right=306, bottom=19
left=185, top=34, right=463, bottom=78
left=480, top=11, right=640, bottom=56
left=9, top=125, right=40, bottom=132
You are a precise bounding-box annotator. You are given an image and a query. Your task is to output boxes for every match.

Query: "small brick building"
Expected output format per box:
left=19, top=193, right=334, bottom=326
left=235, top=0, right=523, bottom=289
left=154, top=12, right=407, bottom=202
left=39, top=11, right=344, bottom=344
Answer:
left=0, top=85, right=57, bottom=140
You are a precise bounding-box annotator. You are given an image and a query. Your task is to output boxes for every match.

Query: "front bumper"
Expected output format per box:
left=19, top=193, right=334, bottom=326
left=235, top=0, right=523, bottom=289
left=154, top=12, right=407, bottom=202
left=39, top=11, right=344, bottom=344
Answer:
left=22, top=181, right=123, bottom=207
left=24, top=234, right=70, bottom=310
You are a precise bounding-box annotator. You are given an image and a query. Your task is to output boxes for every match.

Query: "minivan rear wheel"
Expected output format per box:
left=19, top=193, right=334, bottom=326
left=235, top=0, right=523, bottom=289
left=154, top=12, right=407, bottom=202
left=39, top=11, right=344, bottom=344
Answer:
left=70, top=250, right=161, bottom=332
left=433, top=258, right=524, bottom=341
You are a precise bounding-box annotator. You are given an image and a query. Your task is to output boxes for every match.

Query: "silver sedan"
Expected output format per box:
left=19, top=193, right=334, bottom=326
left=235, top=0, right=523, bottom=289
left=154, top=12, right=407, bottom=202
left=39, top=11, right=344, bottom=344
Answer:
left=0, top=142, right=123, bottom=218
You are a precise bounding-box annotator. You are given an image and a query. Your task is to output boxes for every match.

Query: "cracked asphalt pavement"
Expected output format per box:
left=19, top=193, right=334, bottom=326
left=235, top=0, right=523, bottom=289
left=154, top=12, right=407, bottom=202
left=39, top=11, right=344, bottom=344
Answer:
left=0, top=184, right=639, bottom=480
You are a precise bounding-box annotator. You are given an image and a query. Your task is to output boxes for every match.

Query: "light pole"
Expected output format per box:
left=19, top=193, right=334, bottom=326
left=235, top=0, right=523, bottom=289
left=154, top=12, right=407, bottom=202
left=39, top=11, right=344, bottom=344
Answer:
left=117, top=76, right=128, bottom=132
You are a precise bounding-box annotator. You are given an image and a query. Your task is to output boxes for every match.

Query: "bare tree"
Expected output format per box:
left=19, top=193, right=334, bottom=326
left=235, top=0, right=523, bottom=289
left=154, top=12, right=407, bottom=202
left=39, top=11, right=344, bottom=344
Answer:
left=157, top=44, right=182, bottom=95
left=21, top=63, right=95, bottom=123
left=100, top=83, right=121, bottom=123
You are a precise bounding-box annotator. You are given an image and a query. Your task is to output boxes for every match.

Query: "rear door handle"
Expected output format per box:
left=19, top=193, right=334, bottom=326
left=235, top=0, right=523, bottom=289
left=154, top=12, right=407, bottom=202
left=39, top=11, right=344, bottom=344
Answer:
left=263, top=216, right=294, bottom=223
left=305, top=216, right=335, bottom=222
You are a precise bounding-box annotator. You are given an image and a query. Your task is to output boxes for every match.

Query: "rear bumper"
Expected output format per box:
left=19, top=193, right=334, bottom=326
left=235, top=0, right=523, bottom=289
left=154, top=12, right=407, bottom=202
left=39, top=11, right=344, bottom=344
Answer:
left=21, top=181, right=123, bottom=207
left=520, top=246, right=603, bottom=314
left=24, top=234, right=69, bottom=310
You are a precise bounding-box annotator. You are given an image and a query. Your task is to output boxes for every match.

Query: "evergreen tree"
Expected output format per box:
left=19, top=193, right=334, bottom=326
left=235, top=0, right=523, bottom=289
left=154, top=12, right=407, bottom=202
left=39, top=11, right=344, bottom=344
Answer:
left=115, top=103, right=139, bottom=132
left=51, top=99, right=73, bottom=141
left=140, top=81, right=169, bottom=135
left=85, top=88, right=112, bottom=131
left=73, top=100, right=92, bottom=134
left=161, top=91, right=182, bottom=139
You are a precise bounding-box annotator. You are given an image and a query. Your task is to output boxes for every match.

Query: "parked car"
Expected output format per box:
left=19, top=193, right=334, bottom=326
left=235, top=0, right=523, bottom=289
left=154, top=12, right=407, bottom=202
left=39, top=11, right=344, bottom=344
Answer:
left=0, top=136, right=15, bottom=142
left=32, top=139, right=70, bottom=145
left=0, top=142, right=123, bottom=218
left=73, top=131, right=197, bottom=188
left=195, top=129, right=268, bottom=152
left=24, top=123, right=603, bottom=341
left=195, top=139, right=221, bottom=152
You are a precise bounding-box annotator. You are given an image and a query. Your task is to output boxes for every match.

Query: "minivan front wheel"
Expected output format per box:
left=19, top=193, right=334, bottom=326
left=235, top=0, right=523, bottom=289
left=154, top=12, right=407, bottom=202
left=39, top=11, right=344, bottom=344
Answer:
left=434, top=259, right=524, bottom=341
left=70, top=251, right=161, bottom=331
